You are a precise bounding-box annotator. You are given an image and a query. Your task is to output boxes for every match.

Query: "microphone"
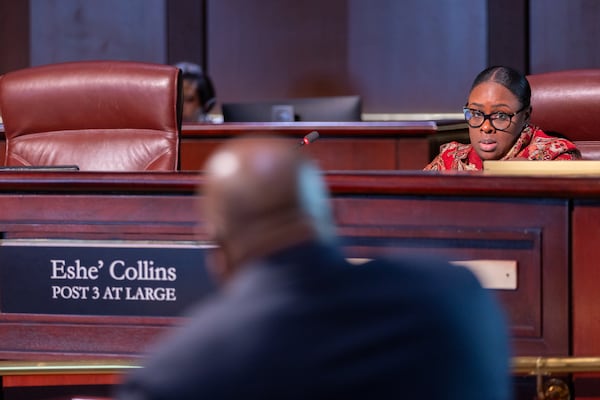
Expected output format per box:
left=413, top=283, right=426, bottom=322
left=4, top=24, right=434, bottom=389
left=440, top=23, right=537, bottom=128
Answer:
left=296, top=131, right=320, bottom=149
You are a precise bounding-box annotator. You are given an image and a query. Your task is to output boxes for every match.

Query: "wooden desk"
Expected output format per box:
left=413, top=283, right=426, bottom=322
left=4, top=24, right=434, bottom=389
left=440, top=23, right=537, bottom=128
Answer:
left=0, top=170, right=598, bottom=357
left=0, top=121, right=468, bottom=171
left=0, top=171, right=598, bottom=397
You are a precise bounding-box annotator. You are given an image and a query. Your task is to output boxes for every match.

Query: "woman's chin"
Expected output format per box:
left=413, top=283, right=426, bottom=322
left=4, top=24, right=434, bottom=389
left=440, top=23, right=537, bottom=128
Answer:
left=477, top=149, right=501, bottom=161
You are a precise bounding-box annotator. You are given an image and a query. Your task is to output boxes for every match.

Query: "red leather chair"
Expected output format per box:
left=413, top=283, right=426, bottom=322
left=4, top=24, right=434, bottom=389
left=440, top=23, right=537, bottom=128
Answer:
left=528, top=69, right=600, bottom=160
left=0, top=60, right=182, bottom=171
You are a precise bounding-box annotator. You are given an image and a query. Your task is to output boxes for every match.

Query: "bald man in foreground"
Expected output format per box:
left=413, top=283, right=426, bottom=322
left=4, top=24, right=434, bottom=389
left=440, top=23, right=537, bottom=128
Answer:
left=116, top=136, right=512, bottom=400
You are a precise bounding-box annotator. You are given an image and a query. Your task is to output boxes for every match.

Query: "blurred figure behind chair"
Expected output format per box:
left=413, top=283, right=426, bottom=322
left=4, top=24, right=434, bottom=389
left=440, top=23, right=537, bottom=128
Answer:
left=174, top=61, right=217, bottom=123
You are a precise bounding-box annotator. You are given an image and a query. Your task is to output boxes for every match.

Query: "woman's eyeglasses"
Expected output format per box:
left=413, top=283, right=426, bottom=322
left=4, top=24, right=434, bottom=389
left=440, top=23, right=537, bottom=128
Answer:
left=463, top=105, right=527, bottom=131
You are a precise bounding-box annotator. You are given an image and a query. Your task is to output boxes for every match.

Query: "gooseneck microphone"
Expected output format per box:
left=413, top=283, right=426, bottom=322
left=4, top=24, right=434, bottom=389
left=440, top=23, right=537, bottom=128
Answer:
left=296, top=131, right=320, bottom=149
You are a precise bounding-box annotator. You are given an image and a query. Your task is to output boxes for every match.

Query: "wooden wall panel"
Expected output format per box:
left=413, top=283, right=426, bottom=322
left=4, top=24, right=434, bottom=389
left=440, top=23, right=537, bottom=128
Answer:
left=166, top=0, right=206, bottom=67
left=0, top=0, right=29, bottom=74
left=487, top=0, right=529, bottom=74
left=2, top=1, right=600, bottom=114
left=29, top=0, right=166, bottom=66
left=207, top=0, right=486, bottom=114
left=207, top=0, right=352, bottom=105
left=346, top=0, right=486, bottom=113
left=530, top=0, right=600, bottom=73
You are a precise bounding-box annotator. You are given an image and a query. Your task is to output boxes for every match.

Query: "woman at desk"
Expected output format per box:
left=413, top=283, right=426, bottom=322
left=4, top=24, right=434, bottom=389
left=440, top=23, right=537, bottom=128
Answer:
left=425, top=65, right=581, bottom=171
left=174, top=61, right=217, bottom=123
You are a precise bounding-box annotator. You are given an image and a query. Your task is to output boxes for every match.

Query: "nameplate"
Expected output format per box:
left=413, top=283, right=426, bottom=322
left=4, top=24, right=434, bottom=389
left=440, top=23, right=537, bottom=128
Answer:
left=0, top=240, right=217, bottom=317
left=449, top=259, right=517, bottom=290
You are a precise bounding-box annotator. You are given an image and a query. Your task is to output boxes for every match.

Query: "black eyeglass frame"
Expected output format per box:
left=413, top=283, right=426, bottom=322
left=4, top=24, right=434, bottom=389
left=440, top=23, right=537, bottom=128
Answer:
left=462, top=104, right=528, bottom=131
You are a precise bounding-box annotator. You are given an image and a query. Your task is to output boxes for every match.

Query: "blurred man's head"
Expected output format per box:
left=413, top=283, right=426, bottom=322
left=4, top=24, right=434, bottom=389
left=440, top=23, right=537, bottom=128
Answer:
left=200, top=136, right=336, bottom=282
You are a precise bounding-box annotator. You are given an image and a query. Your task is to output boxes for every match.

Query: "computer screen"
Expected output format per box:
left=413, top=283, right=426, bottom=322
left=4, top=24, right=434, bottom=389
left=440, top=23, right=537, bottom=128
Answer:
left=222, top=95, right=362, bottom=122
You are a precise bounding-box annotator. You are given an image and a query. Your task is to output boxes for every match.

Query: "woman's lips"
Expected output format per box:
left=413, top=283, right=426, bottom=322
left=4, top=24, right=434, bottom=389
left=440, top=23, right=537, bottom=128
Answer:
left=479, top=140, right=497, bottom=152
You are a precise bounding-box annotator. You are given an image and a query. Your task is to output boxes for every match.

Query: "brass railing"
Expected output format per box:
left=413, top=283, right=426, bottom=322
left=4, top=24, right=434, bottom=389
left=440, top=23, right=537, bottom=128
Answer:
left=513, top=357, right=600, bottom=400
left=0, top=359, right=140, bottom=376
left=513, top=356, right=600, bottom=374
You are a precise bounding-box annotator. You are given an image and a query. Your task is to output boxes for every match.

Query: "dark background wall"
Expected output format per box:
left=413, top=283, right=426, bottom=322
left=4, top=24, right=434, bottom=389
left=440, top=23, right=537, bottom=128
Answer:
left=207, top=0, right=487, bottom=113
left=0, top=0, right=598, bottom=114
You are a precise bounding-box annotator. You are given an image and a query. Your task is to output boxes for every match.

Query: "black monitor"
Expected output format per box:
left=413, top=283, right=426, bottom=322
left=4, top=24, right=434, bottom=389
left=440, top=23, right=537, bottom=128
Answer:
left=222, top=95, right=362, bottom=122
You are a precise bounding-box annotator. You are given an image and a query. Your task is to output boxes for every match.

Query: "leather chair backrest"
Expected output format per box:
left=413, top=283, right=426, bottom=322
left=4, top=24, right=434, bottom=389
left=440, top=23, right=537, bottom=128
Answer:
left=0, top=61, right=182, bottom=171
left=528, top=69, right=600, bottom=141
left=0, top=74, right=3, bottom=123
left=527, top=69, right=600, bottom=160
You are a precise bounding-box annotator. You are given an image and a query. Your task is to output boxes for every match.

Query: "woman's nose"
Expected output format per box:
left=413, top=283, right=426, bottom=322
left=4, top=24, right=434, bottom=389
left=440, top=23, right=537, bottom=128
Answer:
left=480, top=118, right=495, bottom=133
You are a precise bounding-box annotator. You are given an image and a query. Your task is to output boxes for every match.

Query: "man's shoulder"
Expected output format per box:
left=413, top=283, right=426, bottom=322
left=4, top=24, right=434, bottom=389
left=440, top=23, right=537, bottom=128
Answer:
left=356, top=254, right=489, bottom=305
left=362, top=254, right=478, bottom=284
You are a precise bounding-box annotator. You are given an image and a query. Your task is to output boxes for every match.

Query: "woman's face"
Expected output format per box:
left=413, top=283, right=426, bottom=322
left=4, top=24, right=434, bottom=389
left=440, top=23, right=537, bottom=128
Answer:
left=466, top=82, right=530, bottom=161
left=181, top=79, right=202, bottom=122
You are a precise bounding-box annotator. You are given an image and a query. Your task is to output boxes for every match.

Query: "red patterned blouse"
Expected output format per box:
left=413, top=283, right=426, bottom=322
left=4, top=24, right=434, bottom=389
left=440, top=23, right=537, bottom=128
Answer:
left=424, top=124, right=582, bottom=171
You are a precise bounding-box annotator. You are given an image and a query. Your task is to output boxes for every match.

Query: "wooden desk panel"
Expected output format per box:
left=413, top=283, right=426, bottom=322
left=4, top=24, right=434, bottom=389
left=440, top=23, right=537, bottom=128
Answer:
left=0, top=172, right=201, bottom=361
left=326, top=171, right=600, bottom=360
left=3, top=373, right=121, bottom=387
left=179, top=121, right=467, bottom=171
left=573, top=201, right=600, bottom=356
left=333, top=196, right=568, bottom=356
left=0, top=171, right=598, bottom=363
left=181, top=137, right=406, bottom=171
left=572, top=201, right=600, bottom=399
left=0, top=193, right=198, bottom=240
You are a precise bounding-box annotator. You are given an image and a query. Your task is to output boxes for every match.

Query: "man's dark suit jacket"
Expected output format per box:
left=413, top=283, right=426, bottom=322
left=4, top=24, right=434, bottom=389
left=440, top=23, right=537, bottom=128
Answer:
left=116, top=240, right=511, bottom=400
